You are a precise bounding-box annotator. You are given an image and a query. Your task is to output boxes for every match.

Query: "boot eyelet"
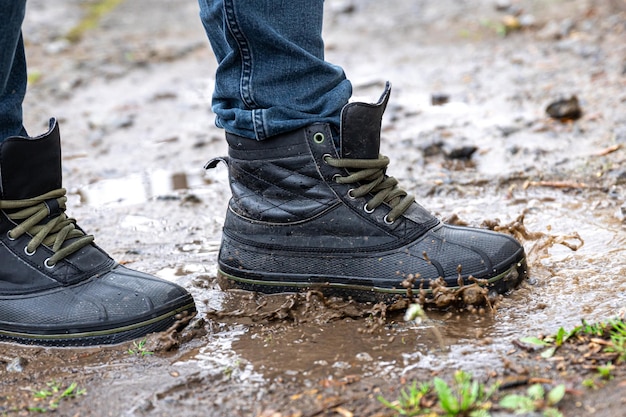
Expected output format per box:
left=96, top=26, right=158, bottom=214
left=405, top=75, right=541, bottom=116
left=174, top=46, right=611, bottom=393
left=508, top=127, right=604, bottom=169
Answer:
left=347, top=189, right=356, bottom=199
left=332, top=174, right=342, bottom=182
left=24, top=246, right=36, bottom=256
left=44, top=258, right=56, bottom=269
left=322, top=153, right=332, bottom=163
left=313, top=132, right=325, bottom=144
left=364, top=204, right=375, bottom=214
left=7, top=231, right=16, bottom=241
left=384, top=215, right=395, bottom=225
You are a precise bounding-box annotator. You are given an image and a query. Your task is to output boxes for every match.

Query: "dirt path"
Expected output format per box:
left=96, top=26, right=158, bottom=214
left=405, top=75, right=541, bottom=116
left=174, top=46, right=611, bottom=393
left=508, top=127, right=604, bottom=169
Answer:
left=2, top=0, right=626, bottom=416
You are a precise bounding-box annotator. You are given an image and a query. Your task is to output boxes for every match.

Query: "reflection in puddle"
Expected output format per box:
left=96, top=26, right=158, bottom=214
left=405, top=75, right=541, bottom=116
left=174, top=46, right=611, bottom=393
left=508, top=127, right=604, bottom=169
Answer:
left=119, top=214, right=158, bottom=232
left=178, top=240, right=221, bottom=254
left=77, top=169, right=213, bottom=207
left=177, top=289, right=267, bottom=386
left=191, top=325, right=265, bottom=385
left=156, top=263, right=208, bottom=282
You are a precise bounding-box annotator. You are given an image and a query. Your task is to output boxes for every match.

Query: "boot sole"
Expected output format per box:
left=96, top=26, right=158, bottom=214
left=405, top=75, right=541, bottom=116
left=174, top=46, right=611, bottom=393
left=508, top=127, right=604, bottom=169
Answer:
left=0, top=300, right=196, bottom=347
left=217, top=257, right=527, bottom=304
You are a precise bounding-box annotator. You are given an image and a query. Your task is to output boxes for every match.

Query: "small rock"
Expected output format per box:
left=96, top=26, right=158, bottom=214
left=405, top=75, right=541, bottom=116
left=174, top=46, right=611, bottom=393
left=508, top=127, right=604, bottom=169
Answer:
left=537, top=18, right=575, bottom=40
left=494, top=0, right=512, bottom=11
left=421, top=141, right=445, bottom=157
left=546, top=96, right=582, bottom=121
left=6, top=356, right=26, bottom=373
left=446, top=145, right=478, bottom=160
left=136, top=399, right=155, bottom=413
left=330, top=0, right=356, bottom=14
left=537, top=20, right=561, bottom=40
left=502, top=15, right=521, bottom=32
left=495, top=0, right=522, bottom=15
left=518, top=14, right=536, bottom=28
left=44, top=39, right=70, bottom=54
left=332, top=361, right=351, bottom=369
left=497, top=125, right=521, bottom=137
left=431, top=92, right=450, bottom=106
left=88, top=114, right=134, bottom=132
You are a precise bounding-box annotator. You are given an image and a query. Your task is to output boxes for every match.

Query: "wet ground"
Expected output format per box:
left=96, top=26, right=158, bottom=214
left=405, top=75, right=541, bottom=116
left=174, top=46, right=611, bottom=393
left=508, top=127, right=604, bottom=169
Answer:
left=2, top=0, right=626, bottom=416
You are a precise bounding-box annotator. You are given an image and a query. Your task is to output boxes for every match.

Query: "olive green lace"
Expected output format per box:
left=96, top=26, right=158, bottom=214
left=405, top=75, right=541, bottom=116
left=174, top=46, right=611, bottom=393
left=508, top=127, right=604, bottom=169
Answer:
left=324, top=154, right=414, bottom=223
left=0, top=188, right=94, bottom=266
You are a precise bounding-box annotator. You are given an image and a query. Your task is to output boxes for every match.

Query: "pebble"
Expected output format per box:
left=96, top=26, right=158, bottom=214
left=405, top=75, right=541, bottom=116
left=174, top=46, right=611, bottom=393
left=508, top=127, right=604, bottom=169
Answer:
left=546, top=96, right=582, bottom=120
left=494, top=0, right=512, bottom=11
left=431, top=92, right=450, bottom=106
left=446, top=145, right=478, bottom=160
left=6, top=357, right=26, bottom=373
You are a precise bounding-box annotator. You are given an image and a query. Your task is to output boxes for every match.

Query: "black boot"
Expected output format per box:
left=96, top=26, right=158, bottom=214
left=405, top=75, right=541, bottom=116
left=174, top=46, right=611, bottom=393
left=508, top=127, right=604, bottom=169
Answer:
left=208, top=83, right=526, bottom=302
left=0, top=119, right=196, bottom=346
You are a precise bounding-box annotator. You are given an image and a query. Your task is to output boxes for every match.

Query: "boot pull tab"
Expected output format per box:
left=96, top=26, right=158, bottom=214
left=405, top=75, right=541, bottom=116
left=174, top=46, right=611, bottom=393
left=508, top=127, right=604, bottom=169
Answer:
left=204, top=156, right=229, bottom=170
left=339, top=82, right=391, bottom=160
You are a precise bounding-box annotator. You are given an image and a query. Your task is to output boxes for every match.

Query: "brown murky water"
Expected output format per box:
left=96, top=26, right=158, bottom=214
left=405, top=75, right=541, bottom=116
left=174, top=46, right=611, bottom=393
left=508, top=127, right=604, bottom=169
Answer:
left=2, top=0, right=625, bottom=415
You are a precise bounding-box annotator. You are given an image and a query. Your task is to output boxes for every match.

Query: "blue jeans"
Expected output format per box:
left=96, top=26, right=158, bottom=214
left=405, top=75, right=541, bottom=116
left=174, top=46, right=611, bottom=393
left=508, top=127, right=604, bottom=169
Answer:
left=198, top=0, right=352, bottom=140
left=0, top=1, right=352, bottom=142
left=0, top=0, right=27, bottom=141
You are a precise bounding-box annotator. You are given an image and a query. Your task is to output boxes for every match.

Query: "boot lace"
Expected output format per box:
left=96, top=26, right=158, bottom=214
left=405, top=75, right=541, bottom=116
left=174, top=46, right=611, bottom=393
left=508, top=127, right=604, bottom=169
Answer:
left=324, top=154, right=414, bottom=223
left=1, top=188, right=94, bottom=267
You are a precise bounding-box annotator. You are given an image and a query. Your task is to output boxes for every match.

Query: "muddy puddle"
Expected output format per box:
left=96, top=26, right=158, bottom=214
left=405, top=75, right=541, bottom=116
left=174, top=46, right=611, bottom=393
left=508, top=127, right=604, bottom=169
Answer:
left=2, top=0, right=626, bottom=415
left=178, top=183, right=624, bottom=385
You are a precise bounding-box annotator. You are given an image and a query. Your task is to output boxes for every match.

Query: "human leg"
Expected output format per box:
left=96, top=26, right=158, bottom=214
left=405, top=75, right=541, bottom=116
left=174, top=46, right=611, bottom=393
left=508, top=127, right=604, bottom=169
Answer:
left=201, top=1, right=527, bottom=301
left=0, top=0, right=27, bottom=140
left=198, top=0, right=352, bottom=140
left=0, top=5, right=196, bottom=346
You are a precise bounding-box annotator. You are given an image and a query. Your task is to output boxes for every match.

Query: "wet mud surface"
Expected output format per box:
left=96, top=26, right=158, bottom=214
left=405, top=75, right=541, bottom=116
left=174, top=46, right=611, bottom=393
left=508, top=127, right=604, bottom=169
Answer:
left=2, top=0, right=626, bottom=416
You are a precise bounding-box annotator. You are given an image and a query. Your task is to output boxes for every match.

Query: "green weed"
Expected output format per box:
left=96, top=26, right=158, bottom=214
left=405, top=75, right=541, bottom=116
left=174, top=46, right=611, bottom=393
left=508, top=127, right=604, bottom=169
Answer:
left=127, top=339, right=154, bottom=356
left=596, top=362, right=615, bottom=380
left=520, top=325, right=579, bottom=358
left=571, top=318, right=626, bottom=363
left=28, top=381, right=86, bottom=413
left=499, top=383, right=565, bottom=417
left=378, top=370, right=497, bottom=416
left=378, top=381, right=432, bottom=416
left=434, top=371, right=497, bottom=417
left=581, top=378, right=597, bottom=389
left=581, top=363, right=615, bottom=390
left=520, top=317, right=626, bottom=361
left=579, top=319, right=604, bottom=337
left=605, top=319, right=626, bottom=362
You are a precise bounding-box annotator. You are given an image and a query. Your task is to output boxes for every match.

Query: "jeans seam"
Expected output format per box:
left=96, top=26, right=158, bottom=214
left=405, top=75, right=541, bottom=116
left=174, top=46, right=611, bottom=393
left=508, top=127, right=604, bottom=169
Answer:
left=252, top=109, right=267, bottom=140
left=223, top=0, right=267, bottom=140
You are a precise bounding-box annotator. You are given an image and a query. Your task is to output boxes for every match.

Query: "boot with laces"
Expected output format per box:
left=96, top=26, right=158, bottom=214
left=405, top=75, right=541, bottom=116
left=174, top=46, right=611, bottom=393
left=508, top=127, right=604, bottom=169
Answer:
left=208, top=83, right=527, bottom=302
left=0, top=119, right=196, bottom=346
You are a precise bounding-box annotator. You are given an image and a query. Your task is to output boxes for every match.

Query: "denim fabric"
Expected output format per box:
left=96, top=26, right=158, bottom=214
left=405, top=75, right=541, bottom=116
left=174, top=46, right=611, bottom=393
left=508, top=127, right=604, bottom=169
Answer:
left=198, top=0, right=352, bottom=140
left=0, top=1, right=352, bottom=142
left=0, top=0, right=28, bottom=142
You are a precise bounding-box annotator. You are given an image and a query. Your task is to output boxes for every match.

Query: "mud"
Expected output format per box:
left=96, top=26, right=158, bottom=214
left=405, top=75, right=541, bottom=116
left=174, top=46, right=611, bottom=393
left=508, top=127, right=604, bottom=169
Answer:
left=2, top=0, right=626, bottom=416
